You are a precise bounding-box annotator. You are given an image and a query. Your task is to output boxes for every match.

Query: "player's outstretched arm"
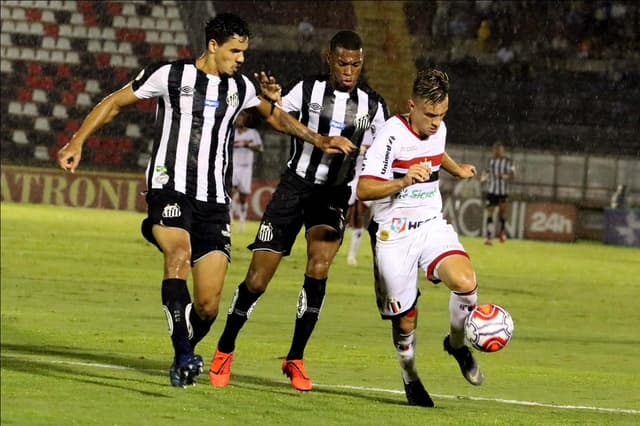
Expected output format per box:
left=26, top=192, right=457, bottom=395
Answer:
left=57, top=85, right=139, bottom=173
left=255, top=96, right=355, bottom=155
left=441, top=152, right=476, bottom=179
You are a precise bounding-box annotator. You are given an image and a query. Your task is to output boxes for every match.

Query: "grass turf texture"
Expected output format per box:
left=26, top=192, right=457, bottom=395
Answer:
left=1, top=202, right=639, bottom=425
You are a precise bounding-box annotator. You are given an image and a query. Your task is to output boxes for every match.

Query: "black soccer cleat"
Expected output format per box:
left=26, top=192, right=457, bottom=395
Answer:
left=443, top=335, right=484, bottom=385
left=169, top=353, right=204, bottom=387
left=403, top=379, right=435, bottom=407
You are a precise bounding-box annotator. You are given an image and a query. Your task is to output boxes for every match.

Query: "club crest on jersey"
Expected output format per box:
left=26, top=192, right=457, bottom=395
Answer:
left=162, top=203, right=181, bottom=219
left=226, top=91, right=239, bottom=107
left=353, top=114, right=371, bottom=130
left=391, top=217, right=407, bottom=233
left=257, top=221, right=274, bottom=242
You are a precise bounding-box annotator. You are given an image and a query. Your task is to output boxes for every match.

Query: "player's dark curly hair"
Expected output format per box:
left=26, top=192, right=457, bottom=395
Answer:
left=204, top=13, right=252, bottom=46
left=330, top=30, right=362, bottom=51
left=412, top=69, right=449, bottom=104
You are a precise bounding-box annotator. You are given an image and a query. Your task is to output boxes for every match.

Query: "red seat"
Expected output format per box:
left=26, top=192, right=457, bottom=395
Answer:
left=70, top=79, right=86, bottom=92
left=62, top=92, right=77, bottom=106
left=17, top=88, right=32, bottom=102
left=56, top=64, right=72, bottom=79
left=113, top=67, right=130, bottom=82
left=178, top=46, right=192, bottom=58
left=148, top=44, right=164, bottom=58
left=83, top=13, right=97, bottom=26
left=106, top=2, right=123, bottom=15
left=26, top=8, right=43, bottom=22
left=77, top=1, right=93, bottom=13
left=27, top=62, right=42, bottom=76
left=44, top=23, right=59, bottom=37
left=95, top=53, right=111, bottom=67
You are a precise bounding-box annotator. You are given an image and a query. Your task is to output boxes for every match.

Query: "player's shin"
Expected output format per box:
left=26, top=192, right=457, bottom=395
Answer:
left=217, top=282, right=263, bottom=353
left=287, top=276, right=326, bottom=360
left=161, top=279, right=193, bottom=357
left=448, top=286, right=478, bottom=348
left=188, top=306, right=216, bottom=350
left=393, top=327, right=418, bottom=383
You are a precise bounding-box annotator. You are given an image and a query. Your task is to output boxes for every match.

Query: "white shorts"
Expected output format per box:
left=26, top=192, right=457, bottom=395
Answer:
left=232, top=164, right=252, bottom=195
left=372, top=216, right=468, bottom=318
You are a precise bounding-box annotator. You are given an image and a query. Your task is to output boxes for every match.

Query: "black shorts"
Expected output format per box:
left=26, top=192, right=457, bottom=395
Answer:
left=141, top=189, right=231, bottom=263
left=248, top=169, right=350, bottom=256
left=486, top=193, right=508, bottom=207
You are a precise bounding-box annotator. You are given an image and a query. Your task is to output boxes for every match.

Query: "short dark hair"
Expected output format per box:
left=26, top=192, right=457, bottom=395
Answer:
left=412, top=68, right=449, bottom=104
left=205, top=13, right=251, bottom=46
left=330, top=30, right=362, bottom=51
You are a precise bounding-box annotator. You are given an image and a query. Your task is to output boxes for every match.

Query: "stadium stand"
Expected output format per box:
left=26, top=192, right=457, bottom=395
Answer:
left=1, top=0, right=191, bottom=169
left=1, top=0, right=638, bottom=173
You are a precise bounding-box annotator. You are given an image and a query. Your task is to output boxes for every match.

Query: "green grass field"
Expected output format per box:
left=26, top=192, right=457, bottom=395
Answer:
left=1, top=202, right=639, bottom=425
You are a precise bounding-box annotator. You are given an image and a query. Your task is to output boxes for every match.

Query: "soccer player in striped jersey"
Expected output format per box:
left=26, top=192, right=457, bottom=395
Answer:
left=57, top=13, right=354, bottom=388
left=481, top=142, right=515, bottom=244
left=357, top=69, right=483, bottom=407
left=210, top=30, right=389, bottom=391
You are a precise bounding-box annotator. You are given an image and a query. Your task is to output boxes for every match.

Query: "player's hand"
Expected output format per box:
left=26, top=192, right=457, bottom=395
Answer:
left=57, top=142, right=82, bottom=173
left=404, top=163, right=431, bottom=186
left=457, top=164, right=477, bottom=179
left=255, top=71, right=282, bottom=104
left=317, top=135, right=356, bottom=155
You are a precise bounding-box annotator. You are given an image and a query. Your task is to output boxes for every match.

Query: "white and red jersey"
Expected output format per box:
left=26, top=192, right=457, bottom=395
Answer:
left=360, top=114, right=447, bottom=227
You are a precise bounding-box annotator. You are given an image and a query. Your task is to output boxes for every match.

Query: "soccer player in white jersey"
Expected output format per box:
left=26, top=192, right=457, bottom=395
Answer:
left=357, top=69, right=484, bottom=407
left=231, top=110, right=263, bottom=232
left=57, top=13, right=354, bottom=388
left=481, top=142, right=515, bottom=244
left=210, top=30, right=389, bottom=391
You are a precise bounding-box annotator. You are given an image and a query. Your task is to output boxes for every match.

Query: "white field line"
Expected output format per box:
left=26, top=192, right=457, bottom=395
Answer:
left=2, top=355, right=639, bottom=415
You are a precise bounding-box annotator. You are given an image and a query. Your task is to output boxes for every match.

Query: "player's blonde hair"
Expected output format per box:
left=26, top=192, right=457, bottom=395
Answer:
left=412, top=69, right=449, bottom=104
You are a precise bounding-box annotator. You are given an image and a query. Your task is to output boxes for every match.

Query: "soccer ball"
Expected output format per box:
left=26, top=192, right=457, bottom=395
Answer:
left=464, top=304, right=514, bottom=352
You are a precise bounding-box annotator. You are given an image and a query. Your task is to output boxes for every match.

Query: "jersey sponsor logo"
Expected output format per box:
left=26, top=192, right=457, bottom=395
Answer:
left=396, top=187, right=437, bottom=200
left=257, top=221, right=274, bottom=242
left=330, top=119, right=346, bottom=130
left=154, top=165, right=169, bottom=185
left=204, top=98, right=219, bottom=108
left=179, top=86, right=194, bottom=96
left=353, top=113, right=371, bottom=131
left=380, top=136, right=394, bottom=175
left=226, top=91, right=239, bottom=107
left=162, top=203, right=181, bottom=219
left=309, top=102, right=322, bottom=113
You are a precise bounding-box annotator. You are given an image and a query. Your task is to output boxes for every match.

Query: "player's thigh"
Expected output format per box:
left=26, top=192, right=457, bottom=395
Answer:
left=375, top=238, right=420, bottom=317
left=437, top=254, right=476, bottom=293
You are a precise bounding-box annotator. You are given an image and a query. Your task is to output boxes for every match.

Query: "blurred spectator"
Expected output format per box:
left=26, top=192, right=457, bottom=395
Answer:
left=297, top=16, right=315, bottom=53
left=610, top=184, right=628, bottom=209
left=496, top=40, right=515, bottom=64
left=431, top=1, right=451, bottom=44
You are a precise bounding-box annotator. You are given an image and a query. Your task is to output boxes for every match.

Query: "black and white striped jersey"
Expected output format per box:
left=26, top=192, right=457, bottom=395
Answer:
left=281, top=76, right=389, bottom=186
left=131, top=59, right=260, bottom=204
left=486, top=156, right=515, bottom=196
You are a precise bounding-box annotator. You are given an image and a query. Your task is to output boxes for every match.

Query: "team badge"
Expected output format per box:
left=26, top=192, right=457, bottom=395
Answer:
left=257, top=221, right=274, bottom=242
left=379, top=229, right=390, bottom=241
left=390, top=217, right=407, bottom=233
left=226, top=91, right=239, bottom=107
left=353, top=113, right=370, bottom=130
left=162, top=203, right=181, bottom=219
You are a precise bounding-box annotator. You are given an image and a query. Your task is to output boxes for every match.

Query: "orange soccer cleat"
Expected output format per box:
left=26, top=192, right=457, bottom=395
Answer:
left=208, top=348, right=234, bottom=387
left=281, top=359, right=312, bottom=391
